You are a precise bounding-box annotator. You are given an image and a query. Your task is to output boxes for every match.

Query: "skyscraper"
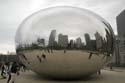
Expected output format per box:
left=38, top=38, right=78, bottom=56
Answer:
left=84, top=33, right=91, bottom=49
left=116, top=10, right=125, bottom=65
left=58, top=34, right=68, bottom=48
left=37, top=38, right=45, bottom=47
left=76, top=37, right=82, bottom=48
left=117, top=10, right=125, bottom=37
left=95, top=32, right=103, bottom=50
left=69, top=39, right=74, bottom=48
left=48, top=30, right=56, bottom=46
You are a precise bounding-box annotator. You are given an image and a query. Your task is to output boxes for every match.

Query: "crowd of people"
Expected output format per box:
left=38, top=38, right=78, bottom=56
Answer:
left=0, top=62, right=26, bottom=83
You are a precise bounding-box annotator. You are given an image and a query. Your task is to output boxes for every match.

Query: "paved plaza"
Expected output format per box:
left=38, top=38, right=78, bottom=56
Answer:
left=0, top=68, right=125, bottom=83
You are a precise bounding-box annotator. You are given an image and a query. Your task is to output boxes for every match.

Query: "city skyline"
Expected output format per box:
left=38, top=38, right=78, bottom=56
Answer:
left=0, top=0, right=125, bottom=54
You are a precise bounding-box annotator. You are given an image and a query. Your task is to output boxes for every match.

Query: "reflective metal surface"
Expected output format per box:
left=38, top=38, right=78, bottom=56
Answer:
left=15, top=6, right=114, bottom=79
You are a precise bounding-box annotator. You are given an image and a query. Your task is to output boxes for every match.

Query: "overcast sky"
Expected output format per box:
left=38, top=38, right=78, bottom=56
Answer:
left=0, top=0, right=125, bottom=54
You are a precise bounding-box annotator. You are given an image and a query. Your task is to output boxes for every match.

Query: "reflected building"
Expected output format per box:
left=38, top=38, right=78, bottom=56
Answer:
left=95, top=32, right=103, bottom=50
left=90, top=40, right=96, bottom=51
left=84, top=33, right=91, bottom=49
left=58, top=34, right=68, bottom=48
left=48, top=30, right=56, bottom=46
left=105, top=29, right=113, bottom=53
left=76, top=37, right=82, bottom=48
left=69, top=39, right=74, bottom=48
left=37, top=38, right=45, bottom=47
left=116, top=10, right=125, bottom=66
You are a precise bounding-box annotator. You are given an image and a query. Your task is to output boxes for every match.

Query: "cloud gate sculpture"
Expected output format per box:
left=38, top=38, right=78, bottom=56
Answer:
left=15, top=6, right=114, bottom=79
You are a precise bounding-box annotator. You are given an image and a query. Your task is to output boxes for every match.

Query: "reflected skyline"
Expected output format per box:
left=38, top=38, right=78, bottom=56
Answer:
left=16, top=28, right=113, bottom=54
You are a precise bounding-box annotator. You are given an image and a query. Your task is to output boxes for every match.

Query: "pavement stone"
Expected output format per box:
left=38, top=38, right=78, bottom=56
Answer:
left=0, top=69, right=125, bottom=83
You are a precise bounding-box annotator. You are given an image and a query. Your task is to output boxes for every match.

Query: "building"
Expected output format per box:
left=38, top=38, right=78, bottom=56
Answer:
left=117, top=10, right=125, bottom=37
left=48, top=30, right=56, bottom=46
left=58, top=34, right=68, bottom=48
left=84, top=33, right=91, bottom=49
left=116, top=10, right=125, bottom=66
left=112, top=36, right=120, bottom=65
left=69, top=39, right=74, bottom=48
left=76, top=37, right=82, bottom=48
left=90, top=40, right=96, bottom=51
left=0, top=54, right=20, bottom=67
left=118, top=37, right=125, bottom=65
left=95, top=32, right=103, bottom=50
left=37, top=38, right=45, bottom=47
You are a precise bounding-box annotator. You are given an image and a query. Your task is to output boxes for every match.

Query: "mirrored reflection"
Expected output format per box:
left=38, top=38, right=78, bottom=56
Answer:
left=16, top=29, right=113, bottom=54
left=15, top=6, right=114, bottom=78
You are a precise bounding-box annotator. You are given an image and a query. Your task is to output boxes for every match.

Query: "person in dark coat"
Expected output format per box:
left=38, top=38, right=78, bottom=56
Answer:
left=1, top=63, right=6, bottom=79
left=7, top=62, right=18, bottom=83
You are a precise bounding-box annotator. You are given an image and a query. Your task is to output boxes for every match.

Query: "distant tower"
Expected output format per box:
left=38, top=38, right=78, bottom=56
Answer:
left=94, top=32, right=103, bottom=50
left=58, top=34, right=68, bottom=47
left=76, top=37, right=82, bottom=48
left=69, top=39, right=74, bottom=48
left=37, top=38, right=45, bottom=47
left=48, top=30, right=56, bottom=46
left=116, top=10, right=125, bottom=65
left=117, top=10, right=125, bottom=37
left=84, top=33, right=91, bottom=49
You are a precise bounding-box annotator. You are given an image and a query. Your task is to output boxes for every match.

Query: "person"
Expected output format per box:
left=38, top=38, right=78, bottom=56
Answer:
left=88, top=52, right=93, bottom=59
left=47, top=48, right=50, bottom=53
left=37, top=55, right=42, bottom=63
left=1, top=63, right=7, bottom=79
left=7, top=62, right=18, bottom=83
left=16, top=63, right=20, bottom=76
left=98, top=70, right=101, bottom=75
left=64, top=49, right=66, bottom=53
left=42, top=54, right=46, bottom=60
left=20, top=64, right=26, bottom=72
left=7, top=62, right=12, bottom=83
left=110, top=63, right=113, bottom=70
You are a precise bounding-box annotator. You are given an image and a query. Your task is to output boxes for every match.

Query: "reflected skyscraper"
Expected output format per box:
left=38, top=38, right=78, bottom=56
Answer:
left=84, top=33, right=91, bottom=49
left=48, top=30, right=56, bottom=46
left=90, top=40, right=96, bottom=51
left=76, top=37, right=82, bottom=48
left=95, top=32, right=103, bottom=50
left=37, top=38, right=45, bottom=47
left=58, top=34, right=68, bottom=48
left=69, top=39, right=74, bottom=48
left=105, top=29, right=113, bottom=53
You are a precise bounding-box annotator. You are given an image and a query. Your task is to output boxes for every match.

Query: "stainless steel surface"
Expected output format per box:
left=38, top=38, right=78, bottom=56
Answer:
left=15, top=6, right=114, bottom=79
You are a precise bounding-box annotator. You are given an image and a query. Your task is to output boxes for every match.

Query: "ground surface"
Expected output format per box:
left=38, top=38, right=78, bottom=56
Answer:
left=0, top=68, right=125, bottom=83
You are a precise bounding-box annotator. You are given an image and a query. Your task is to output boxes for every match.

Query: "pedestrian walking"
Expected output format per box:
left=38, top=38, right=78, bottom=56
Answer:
left=7, top=62, right=12, bottom=83
left=98, top=70, right=101, bottom=75
left=37, top=55, right=42, bottom=63
left=7, top=62, right=18, bottom=83
left=1, top=63, right=7, bottom=79
left=42, top=53, right=46, bottom=59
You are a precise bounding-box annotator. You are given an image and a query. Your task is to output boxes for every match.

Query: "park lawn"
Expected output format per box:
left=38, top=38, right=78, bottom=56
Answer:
left=0, top=75, right=4, bottom=80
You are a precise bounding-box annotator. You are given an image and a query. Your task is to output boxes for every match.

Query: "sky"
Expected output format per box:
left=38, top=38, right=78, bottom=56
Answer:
left=0, top=0, right=125, bottom=54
